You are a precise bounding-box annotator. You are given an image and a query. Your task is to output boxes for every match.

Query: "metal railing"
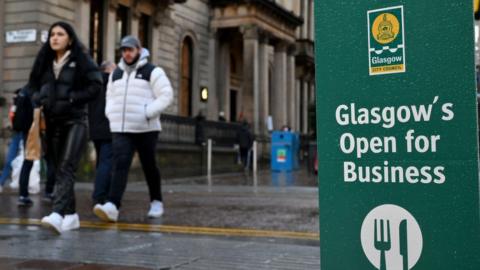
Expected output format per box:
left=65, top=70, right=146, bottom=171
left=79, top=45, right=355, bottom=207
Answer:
left=159, top=114, right=196, bottom=144
left=159, top=114, right=243, bottom=147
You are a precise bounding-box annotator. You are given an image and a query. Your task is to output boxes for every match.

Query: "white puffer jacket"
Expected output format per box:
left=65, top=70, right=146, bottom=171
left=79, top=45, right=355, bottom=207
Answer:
left=105, top=49, right=173, bottom=133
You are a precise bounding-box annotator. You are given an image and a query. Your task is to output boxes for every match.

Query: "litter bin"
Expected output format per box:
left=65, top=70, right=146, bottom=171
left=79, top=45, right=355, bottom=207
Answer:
left=271, top=131, right=299, bottom=171
left=292, top=132, right=300, bottom=170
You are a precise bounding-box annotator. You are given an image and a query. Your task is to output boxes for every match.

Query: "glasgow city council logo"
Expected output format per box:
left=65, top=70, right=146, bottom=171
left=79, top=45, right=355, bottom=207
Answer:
left=368, top=6, right=406, bottom=75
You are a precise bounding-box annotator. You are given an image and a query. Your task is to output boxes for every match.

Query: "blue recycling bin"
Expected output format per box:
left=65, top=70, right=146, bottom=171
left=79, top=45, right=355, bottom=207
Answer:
left=292, top=132, right=300, bottom=169
left=271, top=131, right=299, bottom=171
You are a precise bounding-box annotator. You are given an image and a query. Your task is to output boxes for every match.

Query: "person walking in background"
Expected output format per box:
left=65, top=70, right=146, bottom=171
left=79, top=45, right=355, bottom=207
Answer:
left=93, top=36, right=173, bottom=222
left=236, top=121, right=254, bottom=170
left=17, top=103, right=63, bottom=206
left=0, top=87, right=33, bottom=193
left=89, top=60, right=115, bottom=206
left=27, top=21, right=102, bottom=233
left=0, top=87, right=33, bottom=192
left=194, top=110, right=206, bottom=145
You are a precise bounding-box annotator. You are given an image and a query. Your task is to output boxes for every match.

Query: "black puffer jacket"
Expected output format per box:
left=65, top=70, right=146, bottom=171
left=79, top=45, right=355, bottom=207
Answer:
left=31, top=55, right=102, bottom=122
left=88, top=72, right=111, bottom=140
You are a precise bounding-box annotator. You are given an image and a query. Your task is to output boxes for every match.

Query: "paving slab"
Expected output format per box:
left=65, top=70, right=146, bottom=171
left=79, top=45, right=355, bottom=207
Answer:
left=0, top=225, right=320, bottom=269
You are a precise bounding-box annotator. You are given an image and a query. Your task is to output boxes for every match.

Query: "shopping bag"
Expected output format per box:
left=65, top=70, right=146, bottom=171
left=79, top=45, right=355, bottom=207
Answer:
left=25, top=108, right=43, bottom=161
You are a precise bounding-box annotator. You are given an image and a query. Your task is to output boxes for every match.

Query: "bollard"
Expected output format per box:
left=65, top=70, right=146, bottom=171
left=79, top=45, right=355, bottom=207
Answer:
left=207, top=139, right=212, bottom=190
left=253, top=141, right=257, bottom=174
left=253, top=141, right=258, bottom=191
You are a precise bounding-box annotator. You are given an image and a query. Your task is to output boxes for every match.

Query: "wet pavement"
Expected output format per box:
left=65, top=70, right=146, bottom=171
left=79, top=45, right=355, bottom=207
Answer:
left=0, top=225, right=320, bottom=269
left=0, top=169, right=320, bottom=269
left=0, top=169, right=319, bottom=232
left=164, top=169, right=318, bottom=187
left=0, top=257, right=150, bottom=270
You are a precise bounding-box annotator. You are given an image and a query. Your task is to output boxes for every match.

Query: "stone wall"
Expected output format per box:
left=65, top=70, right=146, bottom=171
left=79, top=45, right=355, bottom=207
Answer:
left=2, top=0, right=77, bottom=94
left=157, top=0, right=211, bottom=116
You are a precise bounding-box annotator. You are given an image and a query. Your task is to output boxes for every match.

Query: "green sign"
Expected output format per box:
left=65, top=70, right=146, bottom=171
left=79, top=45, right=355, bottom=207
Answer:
left=315, top=1, right=480, bottom=270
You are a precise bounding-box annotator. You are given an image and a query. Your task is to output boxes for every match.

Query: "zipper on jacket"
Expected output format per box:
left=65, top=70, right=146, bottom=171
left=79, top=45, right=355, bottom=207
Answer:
left=121, top=74, right=130, bottom=132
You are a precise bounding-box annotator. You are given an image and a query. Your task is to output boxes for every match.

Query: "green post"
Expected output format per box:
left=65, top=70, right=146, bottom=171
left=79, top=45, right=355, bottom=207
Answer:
left=315, top=1, right=480, bottom=269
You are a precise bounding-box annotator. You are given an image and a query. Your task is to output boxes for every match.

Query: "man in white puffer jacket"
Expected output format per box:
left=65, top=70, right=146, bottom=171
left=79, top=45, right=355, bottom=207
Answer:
left=93, top=36, right=173, bottom=222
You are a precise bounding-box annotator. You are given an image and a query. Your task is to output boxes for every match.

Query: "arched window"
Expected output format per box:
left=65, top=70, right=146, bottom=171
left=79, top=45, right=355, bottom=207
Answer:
left=180, top=37, right=193, bottom=117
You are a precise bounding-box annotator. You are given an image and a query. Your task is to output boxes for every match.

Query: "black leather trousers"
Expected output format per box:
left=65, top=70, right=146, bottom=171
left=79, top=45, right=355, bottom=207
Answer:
left=46, top=119, right=87, bottom=216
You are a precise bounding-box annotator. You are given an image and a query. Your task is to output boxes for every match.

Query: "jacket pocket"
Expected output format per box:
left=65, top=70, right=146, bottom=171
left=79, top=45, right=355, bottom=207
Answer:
left=144, top=104, right=150, bottom=125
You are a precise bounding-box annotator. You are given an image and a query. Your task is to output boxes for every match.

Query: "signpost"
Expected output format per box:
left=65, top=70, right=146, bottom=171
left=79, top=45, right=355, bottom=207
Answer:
left=315, top=1, right=480, bottom=269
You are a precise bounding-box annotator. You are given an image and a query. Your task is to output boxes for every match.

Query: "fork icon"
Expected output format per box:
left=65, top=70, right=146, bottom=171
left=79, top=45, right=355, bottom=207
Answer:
left=374, top=219, right=391, bottom=270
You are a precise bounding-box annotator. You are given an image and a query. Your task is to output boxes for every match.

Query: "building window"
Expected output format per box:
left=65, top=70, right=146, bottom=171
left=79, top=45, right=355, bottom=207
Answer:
left=138, top=13, right=151, bottom=51
left=115, top=5, right=129, bottom=62
left=89, top=0, right=105, bottom=65
left=180, top=37, right=193, bottom=117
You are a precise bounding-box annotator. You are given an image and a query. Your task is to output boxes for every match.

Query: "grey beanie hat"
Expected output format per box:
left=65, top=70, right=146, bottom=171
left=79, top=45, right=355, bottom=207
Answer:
left=120, top=35, right=141, bottom=49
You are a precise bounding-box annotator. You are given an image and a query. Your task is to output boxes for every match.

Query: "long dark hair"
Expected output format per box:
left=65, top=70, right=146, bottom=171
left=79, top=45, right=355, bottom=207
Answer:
left=28, top=21, right=90, bottom=89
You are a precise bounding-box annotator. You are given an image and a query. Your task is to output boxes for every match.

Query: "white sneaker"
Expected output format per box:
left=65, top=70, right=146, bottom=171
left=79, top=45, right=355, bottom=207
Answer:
left=147, top=200, right=164, bottom=218
left=41, top=212, right=63, bottom=234
left=93, top=202, right=118, bottom=222
left=62, top=213, right=80, bottom=231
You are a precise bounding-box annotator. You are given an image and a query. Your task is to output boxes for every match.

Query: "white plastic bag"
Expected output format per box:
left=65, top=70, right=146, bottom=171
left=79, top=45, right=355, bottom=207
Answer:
left=9, top=145, right=40, bottom=194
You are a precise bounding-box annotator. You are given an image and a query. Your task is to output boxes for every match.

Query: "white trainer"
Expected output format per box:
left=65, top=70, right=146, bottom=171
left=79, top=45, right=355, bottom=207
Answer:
left=93, top=202, right=119, bottom=222
left=147, top=200, right=164, bottom=218
left=62, top=213, right=80, bottom=231
left=41, top=212, right=63, bottom=234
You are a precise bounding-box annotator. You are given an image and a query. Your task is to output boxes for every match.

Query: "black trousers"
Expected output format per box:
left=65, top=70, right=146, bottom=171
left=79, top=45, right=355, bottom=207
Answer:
left=46, top=120, right=87, bottom=216
left=19, top=133, right=56, bottom=197
left=107, top=132, right=162, bottom=208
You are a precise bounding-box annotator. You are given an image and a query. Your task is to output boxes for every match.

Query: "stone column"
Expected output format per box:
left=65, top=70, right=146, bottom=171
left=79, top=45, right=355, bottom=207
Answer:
left=302, top=80, right=309, bottom=134
left=131, top=2, right=141, bottom=38
left=272, top=42, right=288, bottom=129
left=152, top=5, right=168, bottom=65
left=242, top=25, right=260, bottom=133
left=309, top=0, right=314, bottom=40
left=151, top=23, right=160, bottom=64
left=207, top=29, right=220, bottom=120
left=301, top=0, right=308, bottom=39
left=131, top=17, right=139, bottom=39
left=259, top=34, right=270, bottom=135
left=75, top=0, right=90, bottom=44
left=308, top=82, right=315, bottom=134
left=295, top=79, right=301, bottom=132
left=218, top=41, right=230, bottom=120
left=287, top=45, right=296, bottom=130
left=105, top=2, right=118, bottom=63
left=0, top=0, right=5, bottom=93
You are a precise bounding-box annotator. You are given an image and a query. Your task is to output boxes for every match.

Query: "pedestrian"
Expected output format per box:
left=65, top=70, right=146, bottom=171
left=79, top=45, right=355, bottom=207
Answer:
left=194, top=110, right=206, bottom=145
left=93, top=36, right=173, bottom=222
left=27, top=21, right=102, bottom=233
left=281, top=125, right=292, bottom=132
left=89, top=60, right=115, bottom=206
left=218, top=111, right=226, bottom=122
left=0, top=87, right=32, bottom=193
left=236, top=120, right=253, bottom=169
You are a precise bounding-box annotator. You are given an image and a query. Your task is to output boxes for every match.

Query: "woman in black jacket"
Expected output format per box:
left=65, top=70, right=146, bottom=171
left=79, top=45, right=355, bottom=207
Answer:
left=28, top=21, right=102, bottom=234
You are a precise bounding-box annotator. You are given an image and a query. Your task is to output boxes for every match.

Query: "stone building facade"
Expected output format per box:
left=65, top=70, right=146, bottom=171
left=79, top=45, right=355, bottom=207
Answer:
left=0, top=0, right=315, bottom=137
